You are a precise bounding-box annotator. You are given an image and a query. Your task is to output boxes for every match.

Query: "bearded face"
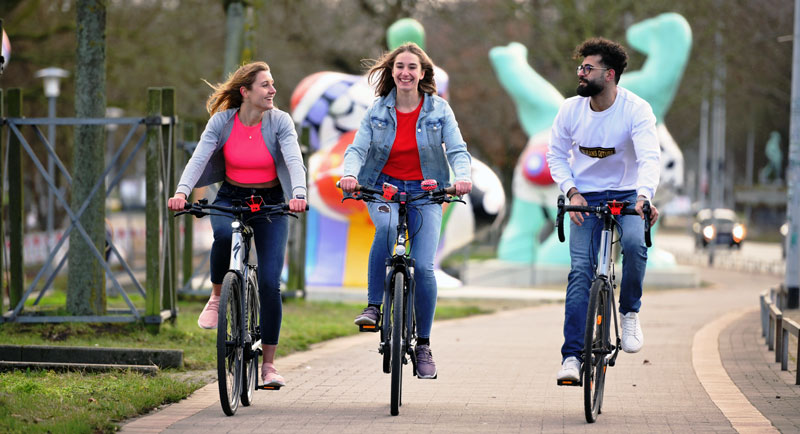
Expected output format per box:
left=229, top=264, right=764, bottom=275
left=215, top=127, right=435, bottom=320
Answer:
left=576, top=74, right=605, bottom=97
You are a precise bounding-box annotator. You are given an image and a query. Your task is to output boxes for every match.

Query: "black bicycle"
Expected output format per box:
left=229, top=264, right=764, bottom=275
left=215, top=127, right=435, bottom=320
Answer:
left=177, top=196, right=300, bottom=416
left=339, top=179, right=463, bottom=416
left=555, top=195, right=651, bottom=423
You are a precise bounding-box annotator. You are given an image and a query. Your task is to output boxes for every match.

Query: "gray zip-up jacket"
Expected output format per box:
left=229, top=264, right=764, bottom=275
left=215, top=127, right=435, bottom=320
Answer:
left=175, top=107, right=307, bottom=201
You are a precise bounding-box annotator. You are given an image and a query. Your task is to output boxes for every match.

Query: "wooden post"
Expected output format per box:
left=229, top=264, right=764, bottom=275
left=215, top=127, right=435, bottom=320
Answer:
left=145, top=88, right=162, bottom=332
left=181, top=122, right=196, bottom=287
left=7, top=89, right=23, bottom=311
left=286, top=126, right=308, bottom=298
left=161, top=88, right=177, bottom=318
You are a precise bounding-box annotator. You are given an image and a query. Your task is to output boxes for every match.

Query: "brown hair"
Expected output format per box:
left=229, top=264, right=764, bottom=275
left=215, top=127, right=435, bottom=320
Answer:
left=365, top=42, right=436, bottom=97
left=574, top=38, right=627, bottom=84
left=205, top=61, right=270, bottom=114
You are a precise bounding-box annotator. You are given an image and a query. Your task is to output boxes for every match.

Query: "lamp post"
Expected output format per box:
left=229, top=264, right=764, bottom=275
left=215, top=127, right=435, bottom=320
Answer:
left=35, top=67, right=69, bottom=262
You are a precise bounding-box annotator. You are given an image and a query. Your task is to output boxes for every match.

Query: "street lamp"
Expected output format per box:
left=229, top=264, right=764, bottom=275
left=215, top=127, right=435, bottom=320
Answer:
left=35, top=67, right=69, bottom=263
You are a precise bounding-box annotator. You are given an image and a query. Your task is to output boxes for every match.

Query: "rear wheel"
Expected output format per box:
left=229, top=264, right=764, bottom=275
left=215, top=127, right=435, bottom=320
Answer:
left=218, top=272, right=243, bottom=416
left=390, top=272, right=404, bottom=416
left=240, top=269, right=260, bottom=406
left=583, top=279, right=608, bottom=423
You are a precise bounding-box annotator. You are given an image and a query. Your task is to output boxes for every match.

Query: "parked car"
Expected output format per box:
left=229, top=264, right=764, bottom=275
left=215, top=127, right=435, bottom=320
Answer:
left=693, top=208, right=746, bottom=249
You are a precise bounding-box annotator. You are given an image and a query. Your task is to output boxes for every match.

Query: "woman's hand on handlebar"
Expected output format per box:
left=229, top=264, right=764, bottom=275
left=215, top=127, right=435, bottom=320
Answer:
left=454, top=180, right=472, bottom=196
left=289, top=197, right=307, bottom=213
left=339, top=175, right=358, bottom=194
left=569, top=193, right=590, bottom=226
left=167, top=193, right=187, bottom=212
left=635, top=199, right=659, bottom=226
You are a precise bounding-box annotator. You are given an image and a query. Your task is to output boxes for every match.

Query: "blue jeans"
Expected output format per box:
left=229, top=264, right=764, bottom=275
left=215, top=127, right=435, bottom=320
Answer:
left=562, top=190, right=647, bottom=360
left=210, top=182, right=288, bottom=346
left=366, top=173, right=443, bottom=339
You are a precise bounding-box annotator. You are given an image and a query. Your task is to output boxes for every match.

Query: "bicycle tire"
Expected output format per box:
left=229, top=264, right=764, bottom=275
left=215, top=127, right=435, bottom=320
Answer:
left=218, top=272, right=243, bottom=416
left=390, top=272, right=404, bottom=416
left=240, top=269, right=259, bottom=406
left=382, top=278, right=392, bottom=374
left=583, top=278, right=608, bottom=423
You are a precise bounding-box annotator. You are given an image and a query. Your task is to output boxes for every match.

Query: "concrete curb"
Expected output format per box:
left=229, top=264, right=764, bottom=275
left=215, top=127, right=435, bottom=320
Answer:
left=0, top=344, right=183, bottom=369
left=0, top=360, right=159, bottom=375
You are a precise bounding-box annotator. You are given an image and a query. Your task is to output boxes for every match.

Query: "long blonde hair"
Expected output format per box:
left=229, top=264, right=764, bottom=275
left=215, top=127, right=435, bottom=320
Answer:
left=365, top=42, right=436, bottom=97
left=205, top=61, right=270, bottom=115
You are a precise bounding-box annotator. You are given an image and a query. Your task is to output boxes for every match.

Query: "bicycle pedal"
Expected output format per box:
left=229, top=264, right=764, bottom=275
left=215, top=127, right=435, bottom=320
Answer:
left=557, top=379, right=582, bottom=387
left=256, top=384, right=282, bottom=391
left=358, top=324, right=380, bottom=333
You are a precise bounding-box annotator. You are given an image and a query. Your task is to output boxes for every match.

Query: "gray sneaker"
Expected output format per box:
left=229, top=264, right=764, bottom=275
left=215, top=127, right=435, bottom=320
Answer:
left=354, top=306, right=380, bottom=326
left=414, top=344, right=437, bottom=379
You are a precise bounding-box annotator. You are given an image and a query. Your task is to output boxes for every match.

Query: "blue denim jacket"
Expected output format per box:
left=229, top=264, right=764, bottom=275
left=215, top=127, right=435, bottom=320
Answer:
left=342, top=89, right=471, bottom=188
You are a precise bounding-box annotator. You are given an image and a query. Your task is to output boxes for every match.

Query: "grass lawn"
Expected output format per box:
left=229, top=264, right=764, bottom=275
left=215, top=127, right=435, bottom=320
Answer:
left=0, top=295, right=493, bottom=433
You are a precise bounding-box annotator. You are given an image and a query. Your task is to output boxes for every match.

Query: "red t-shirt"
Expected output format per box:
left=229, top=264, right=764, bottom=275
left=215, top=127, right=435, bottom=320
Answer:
left=381, top=99, right=424, bottom=180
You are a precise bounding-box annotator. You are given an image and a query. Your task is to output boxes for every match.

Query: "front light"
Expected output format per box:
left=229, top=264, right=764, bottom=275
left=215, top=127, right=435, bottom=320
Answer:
left=732, top=224, right=746, bottom=242
left=702, top=225, right=715, bottom=241
left=395, top=244, right=406, bottom=256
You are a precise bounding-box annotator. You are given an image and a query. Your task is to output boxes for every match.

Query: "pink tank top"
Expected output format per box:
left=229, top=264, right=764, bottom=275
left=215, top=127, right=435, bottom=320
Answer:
left=223, top=113, right=277, bottom=184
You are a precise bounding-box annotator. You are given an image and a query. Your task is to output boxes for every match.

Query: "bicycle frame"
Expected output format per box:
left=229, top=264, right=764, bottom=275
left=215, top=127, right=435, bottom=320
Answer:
left=176, top=196, right=298, bottom=415
left=340, top=180, right=461, bottom=415
left=555, top=194, right=652, bottom=422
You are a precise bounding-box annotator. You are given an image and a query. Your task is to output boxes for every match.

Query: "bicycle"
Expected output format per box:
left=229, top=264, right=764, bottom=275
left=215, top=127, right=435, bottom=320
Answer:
left=554, top=194, right=652, bottom=423
left=176, top=195, right=301, bottom=416
left=338, top=179, right=463, bottom=416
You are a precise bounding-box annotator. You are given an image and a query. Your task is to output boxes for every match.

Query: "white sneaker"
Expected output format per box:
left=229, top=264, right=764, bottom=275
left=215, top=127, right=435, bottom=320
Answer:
left=621, top=312, right=644, bottom=353
left=557, top=356, right=581, bottom=381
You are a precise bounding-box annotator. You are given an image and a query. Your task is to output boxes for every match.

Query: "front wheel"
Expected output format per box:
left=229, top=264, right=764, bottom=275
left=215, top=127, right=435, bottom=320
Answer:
left=390, top=272, right=404, bottom=416
left=218, top=272, right=243, bottom=416
left=583, top=279, right=608, bottom=423
left=240, top=269, right=260, bottom=406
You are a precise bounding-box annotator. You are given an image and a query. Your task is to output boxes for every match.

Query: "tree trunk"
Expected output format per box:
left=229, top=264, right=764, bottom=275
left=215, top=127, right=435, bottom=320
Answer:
left=67, top=0, right=106, bottom=315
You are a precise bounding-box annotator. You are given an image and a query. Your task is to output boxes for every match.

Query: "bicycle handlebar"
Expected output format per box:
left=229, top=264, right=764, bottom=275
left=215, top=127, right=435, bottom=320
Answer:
left=556, top=195, right=652, bottom=247
left=174, top=198, right=307, bottom=219
left=336, top=180, right=462, bottom=204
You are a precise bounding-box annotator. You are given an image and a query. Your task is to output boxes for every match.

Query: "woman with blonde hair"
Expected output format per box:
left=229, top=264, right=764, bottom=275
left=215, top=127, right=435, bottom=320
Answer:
left=340, top=43, right=472, bottom=379
left=168, top=61, right=307, bottom=387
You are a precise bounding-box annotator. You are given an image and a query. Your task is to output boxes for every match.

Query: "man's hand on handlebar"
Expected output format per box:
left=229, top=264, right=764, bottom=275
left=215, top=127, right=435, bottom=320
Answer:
left=635, top=198, right=659, bottom=226
left=339, top=175, right=358, bottom=194
left=167, top=193, right=187, bottom=212
left=568, top=193, right=590, bottom=226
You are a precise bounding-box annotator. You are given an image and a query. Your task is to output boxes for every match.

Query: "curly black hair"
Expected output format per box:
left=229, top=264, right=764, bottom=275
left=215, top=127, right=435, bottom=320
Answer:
left=574, top=38, right=628, bottom=84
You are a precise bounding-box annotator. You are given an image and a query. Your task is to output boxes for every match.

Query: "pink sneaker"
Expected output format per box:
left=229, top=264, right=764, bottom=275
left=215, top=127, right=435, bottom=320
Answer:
left=261, top=363, right=286, bottom=387
left=197, top=295, right=220, bottom=329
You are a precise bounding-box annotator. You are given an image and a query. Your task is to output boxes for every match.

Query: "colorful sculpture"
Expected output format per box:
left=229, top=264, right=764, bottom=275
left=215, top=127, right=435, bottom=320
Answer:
left=292, top=19, right=505, bottom=287
left=491, top=13, right=692, bottom=267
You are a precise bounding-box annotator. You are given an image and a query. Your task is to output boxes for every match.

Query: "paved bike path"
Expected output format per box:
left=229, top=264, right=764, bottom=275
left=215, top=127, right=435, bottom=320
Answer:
left=122, top=268, right=781, bottom=433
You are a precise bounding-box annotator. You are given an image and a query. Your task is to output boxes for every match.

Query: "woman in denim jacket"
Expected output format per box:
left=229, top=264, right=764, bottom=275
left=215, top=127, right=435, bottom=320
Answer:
left=340, top=43, right=472, bottom=379
left=167, top=61, right=307, bottom=387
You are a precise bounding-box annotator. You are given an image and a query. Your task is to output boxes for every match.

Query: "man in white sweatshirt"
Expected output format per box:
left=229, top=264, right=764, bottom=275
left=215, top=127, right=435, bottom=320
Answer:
left=546, top=37, right=661, bottom=382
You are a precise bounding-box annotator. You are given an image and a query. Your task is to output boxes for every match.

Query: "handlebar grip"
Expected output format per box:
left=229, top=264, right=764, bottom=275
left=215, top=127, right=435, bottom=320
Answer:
left=642, top=201, right=652, bottom=248
left=557, top=195, right=566, bottom=243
